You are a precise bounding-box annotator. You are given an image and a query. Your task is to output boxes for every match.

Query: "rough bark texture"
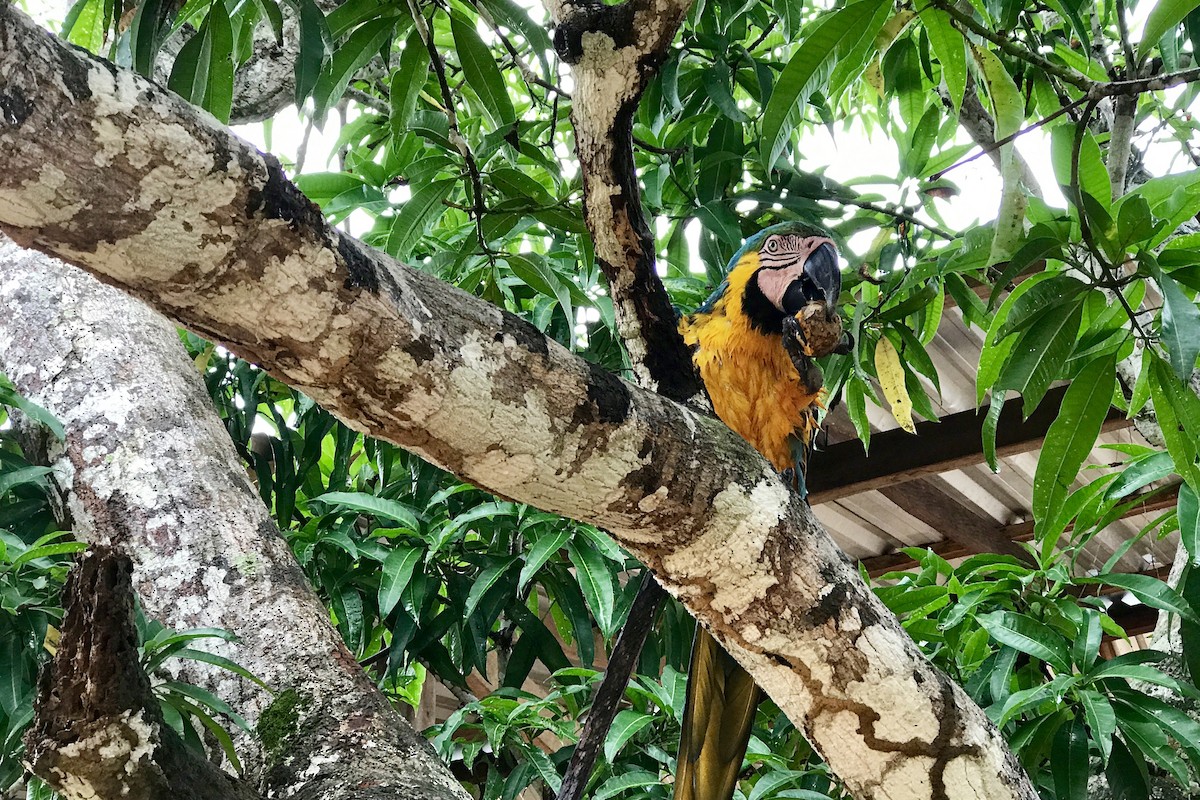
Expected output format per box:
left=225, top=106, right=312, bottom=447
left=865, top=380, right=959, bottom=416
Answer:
left=24, top=547, right=261, bottom=800
left=548, top=0, right=700, bottom=400
left=0, top=8, right=1037, bottom=798
left=0, top=242, right=469, bottom=800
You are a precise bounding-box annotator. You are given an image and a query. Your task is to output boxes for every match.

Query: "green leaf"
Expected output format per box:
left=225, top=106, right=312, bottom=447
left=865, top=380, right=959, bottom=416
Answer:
left=518, top=529, right=572, bottom=591
left=0, top=465, right=52, bottom=498
left=1107, top=735, right=1150, bottom=800
left=61, top=0, right=109, bottom=53
left=1051, top=126, right=1111, bottom=211
left=566, top=538, right=616, bottom=639
left=1080, top=572, right=1200, bottom=626
left=463, top=557, right=518, bottom=620
left=1156, top=267, right=1200, bottom=381
left=312, top=491, right=422, bottom=530
left=294, top=0, right=330, bottom=103
left=921, top=8, right=964, bottom=111
left=385, top=180, right=454, bottom=260
left=593, top=770, right=661, bottom=800
left=166, top=0, right=235, bottom=122
left=760, top=0, right=883, bottom=169
left=390, top=31, right=429, bottom=134
left=1180, top=483, right=1200, bottom=564
left=379, top=546, right=423, bottom=617
left=1051, top=719, right=1088, bottom=800
left=313, top=16, right=397, bottom=120
left=996, top=301, right=1084, bottom=416
left=1032, top=354, right=1115, bottom=530
left=1149, top=353, right=1200, bottom=491
left=1079, top=688, right=1116, bottom=764
left=451, top=14, right=516, bottom=128
left=1138, top=0, right=1200, bottom=60
left=978, top=611, right=1071, bottom=672
left=1104, top=451, right=1176, bottom=503
left=1181, top=566, right=1200, bottom=684
left=603, top=708, right=654, bottom=761
left=993, top=276, right=1088, bottom=343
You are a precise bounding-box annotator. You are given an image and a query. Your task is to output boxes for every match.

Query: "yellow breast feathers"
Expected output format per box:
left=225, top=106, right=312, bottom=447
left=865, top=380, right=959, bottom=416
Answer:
left=679, top=252, right=822, bottom=472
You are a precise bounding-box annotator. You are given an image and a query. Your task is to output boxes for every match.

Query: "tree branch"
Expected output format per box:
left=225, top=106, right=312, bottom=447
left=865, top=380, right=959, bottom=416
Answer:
left=0, top=8, right=1037, bottom=798
left=547, top=0, right=701, bottom=400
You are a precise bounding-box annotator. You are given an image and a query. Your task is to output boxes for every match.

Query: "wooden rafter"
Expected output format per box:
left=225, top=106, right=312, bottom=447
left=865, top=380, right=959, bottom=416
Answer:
left=808, top=384, right=1131, bottom=505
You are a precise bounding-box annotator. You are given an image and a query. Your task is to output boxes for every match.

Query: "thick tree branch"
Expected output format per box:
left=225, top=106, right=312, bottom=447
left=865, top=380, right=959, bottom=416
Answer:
left=0, top=242, right=470, bottom=800
left=25, top=547, right=262, bottom=800
left=548, top=0, right=700, bottom=400
left=0, top=8, right=1036, bottom=798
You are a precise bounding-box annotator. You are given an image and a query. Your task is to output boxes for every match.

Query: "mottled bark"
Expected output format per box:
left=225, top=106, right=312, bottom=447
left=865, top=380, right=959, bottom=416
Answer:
left=548, top=0, right=700, bottom=400
left=0, top=8, right=1036, bottom=798
left=25, top=548, right=261, bottom=800
left=0, top=243, right=469, bottom=800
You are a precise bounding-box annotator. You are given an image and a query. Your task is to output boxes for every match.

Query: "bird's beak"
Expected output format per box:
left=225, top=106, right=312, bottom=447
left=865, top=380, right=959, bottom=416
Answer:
left=803, top=242, right=842, bottom=311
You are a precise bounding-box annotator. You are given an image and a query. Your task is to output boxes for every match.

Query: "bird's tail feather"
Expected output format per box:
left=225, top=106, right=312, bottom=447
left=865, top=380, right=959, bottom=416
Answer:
left=673, top=627, right=761, bottom=800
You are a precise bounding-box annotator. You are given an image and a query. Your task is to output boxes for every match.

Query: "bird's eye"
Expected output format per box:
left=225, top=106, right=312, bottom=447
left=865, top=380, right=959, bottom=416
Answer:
left=767, top=240, right=778, bottom=251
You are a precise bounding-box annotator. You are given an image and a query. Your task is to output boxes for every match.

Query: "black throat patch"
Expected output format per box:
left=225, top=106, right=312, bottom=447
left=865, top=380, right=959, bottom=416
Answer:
left=743, top=271, right=787, bottom=334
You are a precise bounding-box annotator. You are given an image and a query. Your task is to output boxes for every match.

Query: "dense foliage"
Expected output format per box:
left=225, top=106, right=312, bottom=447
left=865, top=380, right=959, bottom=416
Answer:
left=14, top=0, right=1200, bottom=795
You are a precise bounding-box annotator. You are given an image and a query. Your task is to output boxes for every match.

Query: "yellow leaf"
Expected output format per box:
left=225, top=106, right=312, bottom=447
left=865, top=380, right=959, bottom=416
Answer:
left=875, top=337, right=916, bottom=433
left=44, top=624, right=60, bottom=656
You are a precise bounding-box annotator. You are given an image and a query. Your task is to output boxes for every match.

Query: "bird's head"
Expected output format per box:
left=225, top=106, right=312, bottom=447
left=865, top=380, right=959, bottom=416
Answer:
left=735, top=221, right=844, bottom=336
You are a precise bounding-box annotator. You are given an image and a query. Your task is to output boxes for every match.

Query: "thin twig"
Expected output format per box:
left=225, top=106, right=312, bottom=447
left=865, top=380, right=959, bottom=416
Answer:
left=404, top=0, right=492, bottom=257
left=931, top=97, right=1087, bottom=180
left=835, top=196, right=955, bottom=240
left=345, top=86, right=390, bottom=115
left=1115, top=0, right=1138, bottom=74
left=746, top=20, right=777, bottom=52
left=931, top=0, right=1092, bottom=90
left=633, top=136, right=686, bottom=157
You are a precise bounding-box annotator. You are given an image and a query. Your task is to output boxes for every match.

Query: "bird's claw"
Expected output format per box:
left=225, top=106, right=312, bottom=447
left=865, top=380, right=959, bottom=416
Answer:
left=783, top=317, right=824, bottom=394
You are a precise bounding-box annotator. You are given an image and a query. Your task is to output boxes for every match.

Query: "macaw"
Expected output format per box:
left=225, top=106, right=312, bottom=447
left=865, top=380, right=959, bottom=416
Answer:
left=673, top=221, right=849, bottom=800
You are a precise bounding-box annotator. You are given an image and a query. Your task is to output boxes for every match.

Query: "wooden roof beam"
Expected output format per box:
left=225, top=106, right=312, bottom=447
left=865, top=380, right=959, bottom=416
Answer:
left=808, top=383, right=1131, bottom=505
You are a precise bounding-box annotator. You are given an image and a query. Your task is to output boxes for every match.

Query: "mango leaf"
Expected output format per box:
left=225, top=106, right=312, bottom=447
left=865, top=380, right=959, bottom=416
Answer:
left=1156, top=266, right=1200, bottom=381
left=1180, top=483, right=1200, bottom=564
left=567, top=538, right=616, bottom=638
left=1051, top=720, right=1089, bottom=800
left=921, top=7, right=965, bottom=111
left=1079, top=572, right=1200, bottom=626
left=1139, top=0, right=1200, bottom=60
left=386, top=180, right=454, bottom=259
left=1079, top=688, right=1116, bottom=764
left=517, top=528, right=572, bottom=591
left=996, top=301, right=1084, bottom=416
left=451, top=14, right=516, bottom=128
left=379, top=546, right=423, bottom=616
left=1149, top=353, right=1200, bottom=492
left=313, top=16, right=398, bottom=120
left=993, top=275, right=1088, bottom=342
left=603, top=708, right=654, bottom=761
left=978, top=611, right=1071, bottom=672
left=1051, top=126, right=1111, bottom=211
left=167, top=0, right=235, bottom=122
left=760, top=0, right=883, bottom=169
left=1032, top=354, right=1115, bottom=530
left=312, top=491, right=422, bottom=530
left=874, top=336, right=915, bottom=432
left=294, top=0, right=331, bottom=103
left=390, top=31, right=429, bottom=134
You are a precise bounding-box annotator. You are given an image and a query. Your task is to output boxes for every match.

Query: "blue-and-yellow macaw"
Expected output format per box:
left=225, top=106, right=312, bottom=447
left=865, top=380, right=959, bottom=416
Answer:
left=673, top=221, right=849, bottom=800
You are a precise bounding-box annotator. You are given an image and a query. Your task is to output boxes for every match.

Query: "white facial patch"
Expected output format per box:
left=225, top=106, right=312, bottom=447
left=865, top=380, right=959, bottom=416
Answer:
left=755, top=235, right=835, bottom=311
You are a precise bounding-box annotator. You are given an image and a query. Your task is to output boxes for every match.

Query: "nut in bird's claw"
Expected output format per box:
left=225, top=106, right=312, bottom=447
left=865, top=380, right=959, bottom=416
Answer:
left=791, top=302, right=845, bottom=359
